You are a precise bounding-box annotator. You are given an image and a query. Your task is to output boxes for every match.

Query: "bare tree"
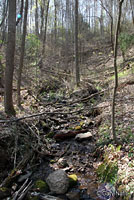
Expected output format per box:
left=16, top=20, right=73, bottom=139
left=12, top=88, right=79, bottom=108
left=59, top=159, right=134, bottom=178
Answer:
left=54, top=0, right=57, bottom=48
left=4, top=0, right=16, bottom=115
left=40, top=0, right=45, bottom=39
left=99, top=0, right=114, bottom=49
left=0, top=0, right=8, bottom=45
left=42, top=0, right=50, bottom=57
left=0, top=0, right=8, bottom=28
left=75, top=0, right=80, bottom=86
left=111, top=0, right=124, bottom=144
left=35, top=0, right=39, bottom=37
left=17, top=0, right=28, bottom=107
left=130, top=0, right=134, bottom=25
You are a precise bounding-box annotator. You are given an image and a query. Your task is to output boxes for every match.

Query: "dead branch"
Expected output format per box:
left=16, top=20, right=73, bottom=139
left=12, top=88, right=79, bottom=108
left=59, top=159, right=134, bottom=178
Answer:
left=54, top=129, right=89, bottom=141
left=69, top=89, right=107, bottom=104
left=0, top=109, right=84, bottom=123
left=12, top=179, right=33, bottom=200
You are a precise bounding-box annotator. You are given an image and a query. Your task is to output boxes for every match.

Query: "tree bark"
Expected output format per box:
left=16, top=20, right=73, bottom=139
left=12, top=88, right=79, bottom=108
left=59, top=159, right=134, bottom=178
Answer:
left=40, top=0, right=45, bottom=39
left=35, top=0, right=39, bottom=37
left=17, top=0, right=28, bottom=107
left=75, top=0, right=80, bottom=86
left=0, top=0, right=8, bottom=47
left=0, top=0, right=8, bottom=28
left=4, top=0, right=16, bottom=115
left=54, top=0, right=57, bottom=48
left=130, top=0, right=134, bottom=25
left=42, top=0, right=50, bottom=57
left=111, top=0, right=124, bottom=144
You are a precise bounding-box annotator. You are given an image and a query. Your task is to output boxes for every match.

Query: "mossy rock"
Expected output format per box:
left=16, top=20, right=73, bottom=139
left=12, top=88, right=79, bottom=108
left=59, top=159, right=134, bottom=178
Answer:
left=34, top=180, right=49, bottom=193
left=68, top=174, right=78, bottom=187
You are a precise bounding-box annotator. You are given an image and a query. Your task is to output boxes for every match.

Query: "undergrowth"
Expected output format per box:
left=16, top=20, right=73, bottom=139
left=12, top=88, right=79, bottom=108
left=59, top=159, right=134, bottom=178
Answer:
left=96, top=141, right=134, bottom=199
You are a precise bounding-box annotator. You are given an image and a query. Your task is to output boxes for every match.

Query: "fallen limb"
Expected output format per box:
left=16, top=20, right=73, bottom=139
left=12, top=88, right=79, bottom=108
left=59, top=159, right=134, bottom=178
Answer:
left=0, top=109, right=83, bottom=123
left=69, top=89, right=107, bottom=104
left=54, top=129, right=89, bottom=141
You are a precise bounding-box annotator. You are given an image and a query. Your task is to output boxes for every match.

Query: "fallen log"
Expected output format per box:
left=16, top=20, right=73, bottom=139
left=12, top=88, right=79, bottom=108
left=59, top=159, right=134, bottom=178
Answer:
left=54, top=129, right=89, bottom=141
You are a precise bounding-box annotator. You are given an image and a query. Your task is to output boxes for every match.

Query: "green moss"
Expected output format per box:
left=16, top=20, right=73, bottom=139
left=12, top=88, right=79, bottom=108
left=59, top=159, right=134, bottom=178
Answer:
left=68, top=174, right=78, bottom=187
left=0, top=187, right=8, bottom=192
left=50, top=159, right=56, bottom=163
left=109, top=70, right=129, bottom=80
left=96, top=145, right=120, bottom=184
left=34, top=180, right=49, bottom=192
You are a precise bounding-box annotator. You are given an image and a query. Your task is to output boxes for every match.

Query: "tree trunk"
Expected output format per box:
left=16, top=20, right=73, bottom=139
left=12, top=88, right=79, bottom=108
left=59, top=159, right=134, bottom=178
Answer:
left=100, top=6, right=104, bottom=37
left=4, top=0, right=16, bottom=116
left=40, top=1, right=45, bottom=39
left=130, top=0, right=134, bottom=25
left=0, top=0, right=8, bottom=46
left=111, top=0, right=124, bottom=144
left=35, top=0, right=39, bottom=37
left=65, top=0, right=70, bottom=69
left=75, top=0, right=80, bottom=86
left=0, top=0, right=8, bottom=28
left=42, top=0, right=50, bottom=57
left=54, top=0, right=57, bottom=48
left=17, top=0, right=28, bottom=107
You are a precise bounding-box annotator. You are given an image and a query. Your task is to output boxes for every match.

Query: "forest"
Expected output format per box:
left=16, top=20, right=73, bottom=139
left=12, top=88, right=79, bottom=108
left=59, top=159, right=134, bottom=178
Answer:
left=0, top=0, right=134, bottom=199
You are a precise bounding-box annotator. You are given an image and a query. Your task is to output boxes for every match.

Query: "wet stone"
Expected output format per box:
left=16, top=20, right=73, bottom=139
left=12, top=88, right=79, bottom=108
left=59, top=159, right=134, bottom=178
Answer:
left=75, top=132, right=92, bottom=141
left=46, top=170, right=69, bottom=194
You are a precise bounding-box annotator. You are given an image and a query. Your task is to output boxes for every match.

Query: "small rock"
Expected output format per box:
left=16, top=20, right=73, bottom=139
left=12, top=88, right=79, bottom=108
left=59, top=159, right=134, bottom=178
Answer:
left=40, top=194, right=62, bottom=200
left=57, top=158, right=68, bottom=168
left=46, top=170, right=69, bottom=194
left=75, top=132, right=92, bottom=141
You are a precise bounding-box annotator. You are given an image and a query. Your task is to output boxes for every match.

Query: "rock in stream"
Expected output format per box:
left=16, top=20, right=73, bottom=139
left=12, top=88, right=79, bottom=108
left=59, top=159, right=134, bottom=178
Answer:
left=46, top=169, right=69, bottom=194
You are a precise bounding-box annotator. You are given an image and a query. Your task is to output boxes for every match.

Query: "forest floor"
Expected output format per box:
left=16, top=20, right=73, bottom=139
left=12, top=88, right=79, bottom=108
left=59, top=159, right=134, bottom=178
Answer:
left=0, top=40, right=134, bottom=200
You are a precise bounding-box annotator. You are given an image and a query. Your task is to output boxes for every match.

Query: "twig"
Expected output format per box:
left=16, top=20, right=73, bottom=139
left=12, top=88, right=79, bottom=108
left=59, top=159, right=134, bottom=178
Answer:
left=12, top=179, right=29, bottom=200
left=14, top=134, right=18, bottom=169
left=12, top=179, right=33, bottom=200
left=18, top=180, right=33, bottom=200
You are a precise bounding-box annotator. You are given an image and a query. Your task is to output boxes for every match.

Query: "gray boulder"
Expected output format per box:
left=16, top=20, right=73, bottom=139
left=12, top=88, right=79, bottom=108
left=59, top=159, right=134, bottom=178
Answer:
left=46, top=170, right=69, bottom=194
